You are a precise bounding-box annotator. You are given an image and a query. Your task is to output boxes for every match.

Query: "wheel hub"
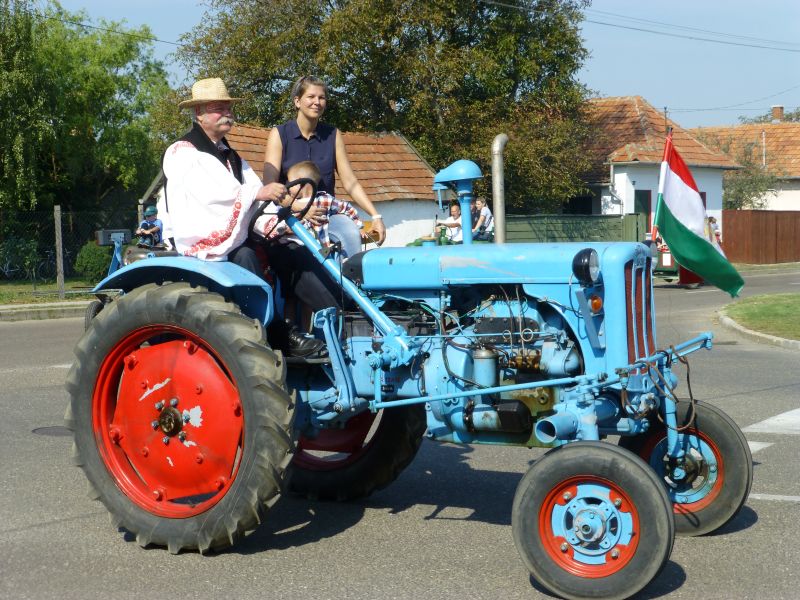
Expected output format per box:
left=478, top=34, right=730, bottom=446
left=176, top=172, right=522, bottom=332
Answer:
left=158, top=406, right=183, bottom=437
left=573, top=509, right=606, bottom=543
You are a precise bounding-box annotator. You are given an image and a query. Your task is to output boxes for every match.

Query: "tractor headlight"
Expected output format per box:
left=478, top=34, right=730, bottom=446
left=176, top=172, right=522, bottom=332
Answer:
left=572, top=248, right=600, bottom=286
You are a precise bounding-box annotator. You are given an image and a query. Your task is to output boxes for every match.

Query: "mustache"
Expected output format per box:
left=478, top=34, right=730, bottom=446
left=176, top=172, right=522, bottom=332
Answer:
left=217, top=116, right=236, bottom=126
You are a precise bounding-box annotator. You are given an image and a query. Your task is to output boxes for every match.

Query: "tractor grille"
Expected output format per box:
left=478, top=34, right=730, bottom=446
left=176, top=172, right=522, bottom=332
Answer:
left=625, top=259, right=656, bottom=363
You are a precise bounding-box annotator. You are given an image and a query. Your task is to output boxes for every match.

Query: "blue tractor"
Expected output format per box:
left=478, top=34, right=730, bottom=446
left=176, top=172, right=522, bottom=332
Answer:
left=66, top=143, right=751, bottom=600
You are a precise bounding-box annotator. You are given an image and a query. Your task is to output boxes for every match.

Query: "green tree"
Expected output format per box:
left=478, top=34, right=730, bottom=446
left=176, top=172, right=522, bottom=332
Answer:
left=740, top=108, right=800, bottom=124
left=178, top=0, right=591, bottom=212
left=694, top=131, right=780, bottom=209
left=0, top=0, right=173, bottom=213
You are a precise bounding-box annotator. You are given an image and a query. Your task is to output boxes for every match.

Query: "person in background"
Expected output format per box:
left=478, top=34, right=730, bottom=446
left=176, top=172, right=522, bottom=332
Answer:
left=163, top=77, right=321, bottom=357
left=262, top=75, right=386, bottom=245
left=436, top=202, right=463, bottom=243
left=472, top=197, right=494, bottom=241
left=135, top=205, right=163, bottom=247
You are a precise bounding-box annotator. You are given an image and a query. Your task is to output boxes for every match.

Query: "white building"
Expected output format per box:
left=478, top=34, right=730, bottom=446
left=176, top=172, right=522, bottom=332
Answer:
left=582, top=96, right=738, bottom=235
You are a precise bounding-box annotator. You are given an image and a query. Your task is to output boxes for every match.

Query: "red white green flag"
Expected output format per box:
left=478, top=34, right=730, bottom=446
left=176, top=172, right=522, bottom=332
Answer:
left=654, top=132, right=744, bottom=297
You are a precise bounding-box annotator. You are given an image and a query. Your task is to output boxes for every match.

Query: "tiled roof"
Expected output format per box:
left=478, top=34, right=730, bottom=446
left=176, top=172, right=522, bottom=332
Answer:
left=585, top=96, right=738, bottom=183
left=225, top=124, right=435, bottom=202
left=688, top=122, right=800, bottom=179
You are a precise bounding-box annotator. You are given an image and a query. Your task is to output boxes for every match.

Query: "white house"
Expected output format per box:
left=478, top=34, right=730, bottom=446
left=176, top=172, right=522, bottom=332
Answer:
left=583, top=96, right=738, bottom=236
left=141, top=124, right=441, bottom=247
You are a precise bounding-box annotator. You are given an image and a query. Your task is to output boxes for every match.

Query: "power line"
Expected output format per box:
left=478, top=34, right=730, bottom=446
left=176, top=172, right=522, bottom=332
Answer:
left=585, top=8, right=800, bottom=50
left=482, top=0, right=800, bottom=53
left=669, top=82, right=800, bottom=112
left=9, top=3, right=184, bottom=48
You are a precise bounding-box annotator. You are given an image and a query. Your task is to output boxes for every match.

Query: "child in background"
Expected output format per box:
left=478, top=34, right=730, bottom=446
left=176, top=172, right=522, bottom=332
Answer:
left=136, top=205, right=163, bottom=247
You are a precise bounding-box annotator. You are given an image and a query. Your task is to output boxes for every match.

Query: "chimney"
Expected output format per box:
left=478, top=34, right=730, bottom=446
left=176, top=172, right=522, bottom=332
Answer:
left=771, top=105, right=784, bottom=123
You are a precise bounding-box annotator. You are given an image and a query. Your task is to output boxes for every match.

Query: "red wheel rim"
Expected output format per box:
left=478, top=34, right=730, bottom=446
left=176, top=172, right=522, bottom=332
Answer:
left=93, top=326, right=243, bottom=517
left=538, top=476, right=640, bottom=578
left=640, top=428, right=724, bottom=513
left=293, top=411, right=378, bottom=471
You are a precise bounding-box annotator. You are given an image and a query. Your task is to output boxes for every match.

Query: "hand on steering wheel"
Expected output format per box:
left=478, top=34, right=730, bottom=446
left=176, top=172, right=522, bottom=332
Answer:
left=249, top=178, right=319, bottom=243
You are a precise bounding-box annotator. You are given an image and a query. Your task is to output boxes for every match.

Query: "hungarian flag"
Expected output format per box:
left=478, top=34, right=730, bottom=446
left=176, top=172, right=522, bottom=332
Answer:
left=654, top=132, right=744, bottom=297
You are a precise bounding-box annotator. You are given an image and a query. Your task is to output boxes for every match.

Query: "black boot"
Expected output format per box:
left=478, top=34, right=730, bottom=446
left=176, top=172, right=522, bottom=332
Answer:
left=269, top=318, right=326, bottom=358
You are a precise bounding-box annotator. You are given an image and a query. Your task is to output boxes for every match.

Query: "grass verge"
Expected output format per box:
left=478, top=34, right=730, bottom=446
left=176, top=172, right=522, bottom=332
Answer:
left=725, top=293, right=800, bottom=341
left=0, top=278, right=96, bottom=304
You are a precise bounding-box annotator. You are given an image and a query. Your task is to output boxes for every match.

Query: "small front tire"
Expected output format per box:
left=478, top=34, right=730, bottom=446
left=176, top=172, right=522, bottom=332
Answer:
left=512, top=442, right=674, bottom=600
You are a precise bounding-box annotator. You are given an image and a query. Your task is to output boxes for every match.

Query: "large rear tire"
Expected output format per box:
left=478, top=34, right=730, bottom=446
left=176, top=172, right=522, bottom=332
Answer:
left=65, top=282, right=294, bottom=553
left=619, top=400, right=752, bottom=536
left=289, top=405, right=426, bottom=501
left=512, top=442, right=674, bottom=600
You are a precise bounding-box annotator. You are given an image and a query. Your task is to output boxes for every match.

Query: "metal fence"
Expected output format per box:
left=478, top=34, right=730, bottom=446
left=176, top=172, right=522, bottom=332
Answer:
left=0, top=206, right=135, bottom=282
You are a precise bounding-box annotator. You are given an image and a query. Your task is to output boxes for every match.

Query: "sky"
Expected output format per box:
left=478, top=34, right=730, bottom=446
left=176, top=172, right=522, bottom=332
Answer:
left=53, top=0, right=800, bottom=129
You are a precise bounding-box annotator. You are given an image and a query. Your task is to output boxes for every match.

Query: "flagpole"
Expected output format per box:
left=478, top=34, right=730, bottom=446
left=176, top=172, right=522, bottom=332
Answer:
left=652, top=127, right=674, bottom=242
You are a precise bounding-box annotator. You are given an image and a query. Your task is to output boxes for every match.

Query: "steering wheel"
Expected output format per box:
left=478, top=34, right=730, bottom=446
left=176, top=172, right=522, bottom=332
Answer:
left=249, top=177, right=319, bottom=243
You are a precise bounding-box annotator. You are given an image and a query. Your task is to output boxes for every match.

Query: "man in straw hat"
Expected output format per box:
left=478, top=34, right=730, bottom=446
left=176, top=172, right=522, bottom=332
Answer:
left=162, top=77, right=324, bottom=357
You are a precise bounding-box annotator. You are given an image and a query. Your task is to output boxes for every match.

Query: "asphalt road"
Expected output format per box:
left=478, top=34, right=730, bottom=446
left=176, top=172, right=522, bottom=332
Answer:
left=1, top=269, right=799, bottom=600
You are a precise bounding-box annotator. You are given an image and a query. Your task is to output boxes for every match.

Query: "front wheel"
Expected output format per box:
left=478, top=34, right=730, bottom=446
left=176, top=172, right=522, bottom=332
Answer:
left=619, top=400, right=752, bottom=536
left=512, top=442, right=674, bottom=600
left=65, top=282, right=294, bottom=553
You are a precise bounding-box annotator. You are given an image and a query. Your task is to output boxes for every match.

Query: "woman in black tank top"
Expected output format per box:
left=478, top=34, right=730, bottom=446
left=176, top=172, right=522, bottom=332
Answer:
left=263, top=76, right=386, bottom=244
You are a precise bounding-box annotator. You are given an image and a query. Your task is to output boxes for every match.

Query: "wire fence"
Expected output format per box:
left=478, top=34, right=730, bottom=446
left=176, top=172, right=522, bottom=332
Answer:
left=0, top=206, right=136, bottom=283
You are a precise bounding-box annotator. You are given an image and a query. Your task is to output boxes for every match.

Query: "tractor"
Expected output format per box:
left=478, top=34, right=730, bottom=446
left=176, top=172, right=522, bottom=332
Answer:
left=66, top=136, right=751, bottom=600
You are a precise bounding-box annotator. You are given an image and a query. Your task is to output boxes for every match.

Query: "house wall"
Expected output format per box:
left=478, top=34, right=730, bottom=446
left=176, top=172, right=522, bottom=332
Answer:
left=356, top=199, right=440, bottom=247
left=769, top=180, right=800, bottom=210
left=601, top=164, right=725, bottom=234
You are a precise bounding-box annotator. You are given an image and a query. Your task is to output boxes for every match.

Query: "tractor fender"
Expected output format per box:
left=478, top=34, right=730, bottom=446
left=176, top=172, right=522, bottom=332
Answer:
left=92, top=256, right=275, bottom=325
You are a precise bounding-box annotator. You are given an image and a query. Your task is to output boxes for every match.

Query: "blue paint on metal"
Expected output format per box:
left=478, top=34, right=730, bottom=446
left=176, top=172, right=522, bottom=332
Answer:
left=93, top=256, right=274, bottom=325
left=551, top=482, right=635, bottom=566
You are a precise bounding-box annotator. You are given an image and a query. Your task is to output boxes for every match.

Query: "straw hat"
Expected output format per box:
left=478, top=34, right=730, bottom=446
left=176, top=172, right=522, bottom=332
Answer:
left=179, top=78, right=243, bottom=109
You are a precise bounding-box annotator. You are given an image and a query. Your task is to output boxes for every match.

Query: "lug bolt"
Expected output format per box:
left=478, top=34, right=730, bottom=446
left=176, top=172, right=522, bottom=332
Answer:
left=184, top=340, right=197, bottom=354
left=560, top=543, right=569, bottom=553
left=195, top=384, right=203, bottom=395
left=155, top=401, right=164, bottom=410
left=140, top=380, right=148, bottom=389
left=141, top=446, right=149, bottom=457
left=109, top=427, right=121, bottom=444
left=610, top=549, right=620, bottom=560
left=233, top=401, right=242, bottom=417
left=195, top=453, right=204, bottom=464
left=170, top=398, right=179, bottom=407
left=710, top=465, right=717, bottom=473
left=562, top=492, right=572, bottom=501
left=125, top=354, right=137, bottom=370
left=153, top=488, right=164, bottom=501
left=162, top=436, right=170, bottom=445
left=183, top=412, right=190, bottom=423
left=613, top=498, right=622, bottom=507
left=214, top=477, right=226, bottom=491
left=178, top=431, right=187, bottom=442
left=151, top=420, right=159, bottom=430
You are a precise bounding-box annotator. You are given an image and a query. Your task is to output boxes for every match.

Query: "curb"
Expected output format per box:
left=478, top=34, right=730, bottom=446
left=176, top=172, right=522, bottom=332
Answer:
left=0, top=301, right=91, bottom=323
left=718, top=310, right=800, bottom=351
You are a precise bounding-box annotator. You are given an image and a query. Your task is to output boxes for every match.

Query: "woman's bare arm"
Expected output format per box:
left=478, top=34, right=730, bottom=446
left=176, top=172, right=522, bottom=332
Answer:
left=335, top=131, right=386, bottom=244
left=262, top=127, right=283, bottom=184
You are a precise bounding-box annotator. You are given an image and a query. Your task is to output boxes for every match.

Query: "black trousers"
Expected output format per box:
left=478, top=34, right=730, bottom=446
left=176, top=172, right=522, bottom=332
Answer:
left=265, top=242, right=345, bottom=311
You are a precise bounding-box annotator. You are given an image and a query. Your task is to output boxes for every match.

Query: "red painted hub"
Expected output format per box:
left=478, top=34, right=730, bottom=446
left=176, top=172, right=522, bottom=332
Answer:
left=293, top=410, right=377, bottom=471
left=93, top=326, right=243, bottom=517
left=538, top=476, right=640, bottom=578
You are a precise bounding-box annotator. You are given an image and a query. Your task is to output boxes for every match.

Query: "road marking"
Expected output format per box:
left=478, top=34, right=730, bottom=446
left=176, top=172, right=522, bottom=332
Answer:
left=685, top=289, right=719, bottom=294
left=52, top=363, right=72, bottom=369
left=749, top=493, right=800, bottom=503
left=0, top=363, right=73, bottom=375
left=743, top=408, right=800, bottom=435
left=747, top=441, right=773, bottom=454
